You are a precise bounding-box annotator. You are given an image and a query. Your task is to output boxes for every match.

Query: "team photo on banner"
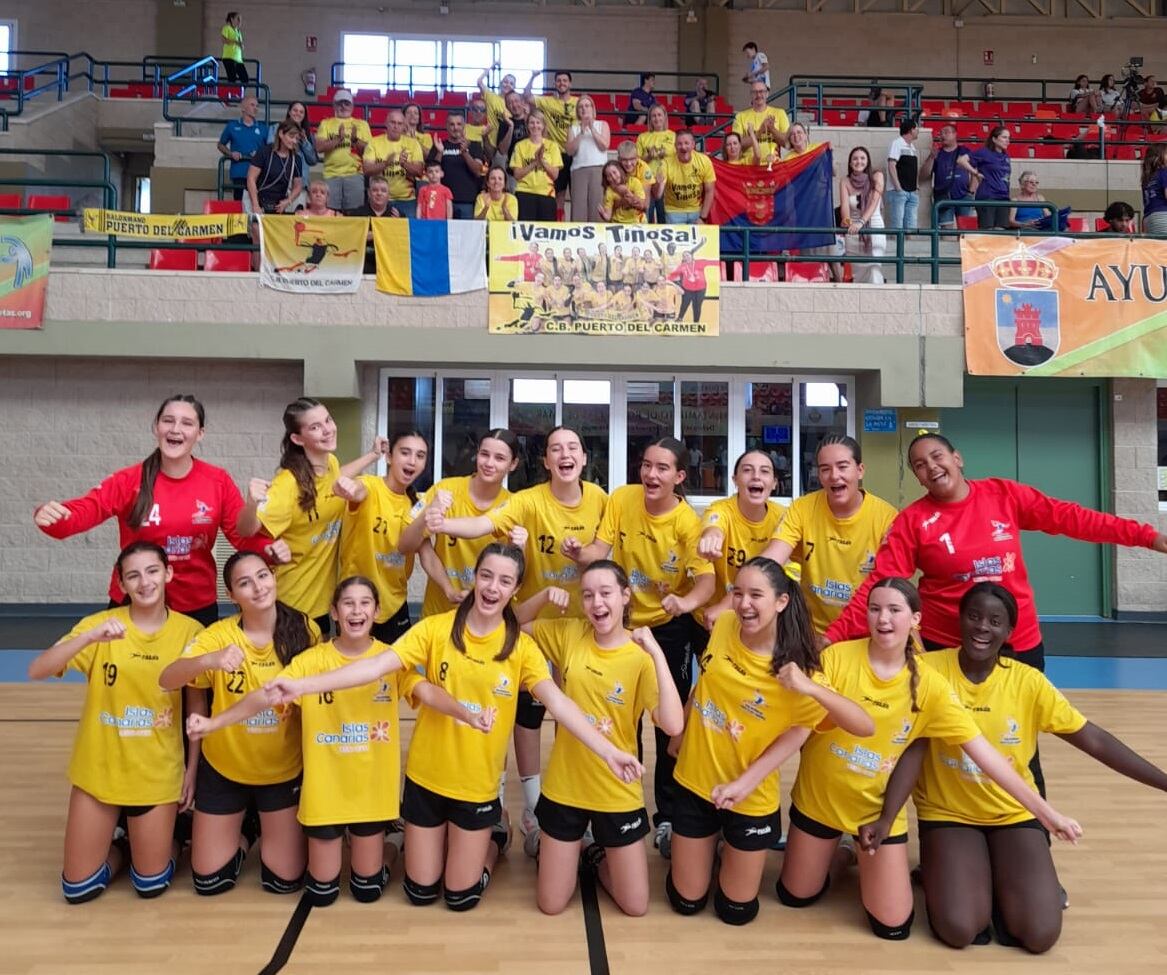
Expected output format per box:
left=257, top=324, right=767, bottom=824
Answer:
left=0, top=214, right=51, bottom=329
left=488, top=222, right=720, bottom=336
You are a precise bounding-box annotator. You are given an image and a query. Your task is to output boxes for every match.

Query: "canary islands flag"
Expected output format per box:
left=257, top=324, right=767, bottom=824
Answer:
left=374, top=219, right=486, bottom=296
left=710, top=144, right=835, bottom=254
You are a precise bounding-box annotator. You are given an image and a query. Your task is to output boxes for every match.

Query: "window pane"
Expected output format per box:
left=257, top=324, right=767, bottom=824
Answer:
left=385, top=377, right=436, bottom=493
left=498, top=39, right=544, bottom=91
left=745, top=382, right=794, bottom=496
left=626, top=381, right=674, bottom=485
left=1158, top=386, right=1167, bottom=503
left=342, top=34, right=390, bottom=91
left=0, top=26, right=10, bottom=75
left=448, top=41, right=494, bottom=93
left=509, top=378, right=556, bottom=491
left=392, top=39, right=438, bottom=91
left=563, top=380, right=610, bottom=491
left=681, top=381, right=728, bottom=496
left=440, top=378, right=492, bottom=479
left=798, top=381, right=849, bottom=494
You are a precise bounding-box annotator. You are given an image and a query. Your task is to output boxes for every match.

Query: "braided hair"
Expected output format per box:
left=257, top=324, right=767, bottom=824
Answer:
left=870, top=576, right=923, bottom=713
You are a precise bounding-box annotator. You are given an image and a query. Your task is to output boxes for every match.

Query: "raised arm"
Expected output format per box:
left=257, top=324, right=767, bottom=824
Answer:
left=709, top=725, right=813, bottom=810
left=180, top=687, right=208, bottom=811
left=412, top=680, right=492, bottom=733
left=759, top=538, right=794, bottom=564
left=824, top=510, right=917, bottom=644
left=778, top=662, right=875, bottom=737
left=339, top=437, right=387, bottom=479
left=27, top=617, right=124, bottom=681
left=531, top=678, right=644, bottom=782
left=661, top=573, right=715, bottom=617
left=1058, top=721, right=1167, bottom=793
left=516, top=587, right=570, bottom=628
left=857, top=737, right=927, bottom=853
left=630, top=627, right=684, bottom=736
left=159, top=643, right=243, bottom=691
left=1012, top=480, right=1165, bottom=551
left=185, top=686, right=271, bottom=739
left=265, top=648, right=406, bottom=704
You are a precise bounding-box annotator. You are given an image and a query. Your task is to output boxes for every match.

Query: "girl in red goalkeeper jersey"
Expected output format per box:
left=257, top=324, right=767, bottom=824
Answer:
left=33, top=395, right=275, bottom=626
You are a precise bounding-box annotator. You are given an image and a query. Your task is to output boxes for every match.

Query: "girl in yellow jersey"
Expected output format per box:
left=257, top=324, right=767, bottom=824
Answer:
left=29, top=542, right=204, bottom=904
left=160, top=551, right=318, bottom=896
left=188, top=576, right=489, bottom=907
left=759, top=435, right=897, bottom=636
left=666, top=558, right=872, bottom=925
left=239, top=398, right=346, bottom=634
left=598, top=161, right=647, bottom=224
left=859, top=583, right=1167, bottom=953
left=696, top=450, right=787, bottom=635
left=265, top=544, right=643, bottom=912
left=518, top=561, right=685, bottom=915
left=428, top=426, right=608, bottom=849
left=574, top=437, right=716, bottom=858
left=779, top=578, right=1081, bottom=941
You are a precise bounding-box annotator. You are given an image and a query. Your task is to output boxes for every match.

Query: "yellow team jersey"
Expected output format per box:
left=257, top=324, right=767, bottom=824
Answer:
left=411, top=131, right=434, bottom=157
left=534, top=94, right=579, bottom=147
left=279, top=639, right=424, bottom=826
left=339, top=477, right=416, bottom=622
left=915, top=649, right=1086, bottom=826
left=476, top=192, right=518, bottom=221
left=782, top=141, right=822, bottom=160
left=774, top=490, right=897, bottom=634
left=362, top=135, right=422, bottom=200
left=488, top=481, right=608, bottom=618
left=257, top=454, right=344, bottom=620
left=698, top=496, right=787, bottom=626
left=732, top=107, right=791, bottom=146
left=636, top=130, right=676, bottom=163
left=418, top=476, right=511, bottom=620
left=400, top=612, right=552, bottom=802
left=661, top=153, right=716, bottom=213
left=182, top=614, right=321, bottom=785
left=465, top=123, right=486, bottom=144
left=511, top=139, right=564, bottom=197
left=317, top=116, right=373, bottom=179
left=627, top=158, right=657, bottom=192
left=790, top=639, right=981, bottom=835
left=596, top=485, right=714, bottom=628
left=675, top=613, right=828, bottom=817
left=483, top=89, right=509, bottom=143
left=532, top=618, right=659, bottom=813
left=62, top=607, right=203, bottom=806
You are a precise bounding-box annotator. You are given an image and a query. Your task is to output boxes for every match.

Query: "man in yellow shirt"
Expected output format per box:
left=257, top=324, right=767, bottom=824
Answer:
left=655, top=130, right=716, bottom=225
left=314, top=88, right=372, bottom=211
left=362, top=109, right=424, bottom=217
left=525, top=69, right=579, bottom=212
left=733, top=83, right=790, bottom=160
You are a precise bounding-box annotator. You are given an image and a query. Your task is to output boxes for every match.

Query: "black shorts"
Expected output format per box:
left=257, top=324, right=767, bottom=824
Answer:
left=371, top=602, right=412, bottom=644
left=788, top=803, right=907, bottom=845
left=120, top=803, right=159, bottom=818
left=515, top=689, right=545, bottom=730
left=918, top=818, right=1044, bottom=836
left=401, top=777, right=500, bottom=832
left=194, top=755, right=301, bottom=815
left=554, top=152, right=573, bottom=193
left=673, top=785, right=781, bottom=852
left=303, top=820, right=390, bottom=841
left=535, top=793, right=650, bottom=848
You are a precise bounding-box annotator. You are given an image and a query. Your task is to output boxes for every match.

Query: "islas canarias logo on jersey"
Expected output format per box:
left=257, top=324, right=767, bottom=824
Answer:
left=605, top=682, right=626, bottom=706
left=1000, top=717, right=1022, bottom=746
left=492, top=674, right=513, bottom=698
left=741, top=690, right=767, bottom=720
left=192, top=499, right=215, bottom=526
left=100, top=704, right=169, bottom=737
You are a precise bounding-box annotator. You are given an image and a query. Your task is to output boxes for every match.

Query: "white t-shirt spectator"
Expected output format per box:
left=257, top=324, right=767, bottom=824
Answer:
left=749, top=52, right=771, bottom=88
left=888, top=136, right=919, bottom=193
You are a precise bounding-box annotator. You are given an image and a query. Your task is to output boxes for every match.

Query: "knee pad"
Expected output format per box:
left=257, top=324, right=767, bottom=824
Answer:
left=866, top=908, right=915, bottom=941
left=444, top=870, right=489, bottom=912
left=304, top=871, right=340, bottom=907
left=62, top=861, right=113, bottom=905
left=261, top=862, right=304, bottom=895
left=350, top=865, right=390, bottom=904
left=130, top=858, right=175, bottom=898
left=403, top=873, right=442, bottom=906
left=192, top=848, right=245, bottom=896
left=776, top=875, right=830, bottom=908
left=713, top=885, right=760, bottom=926
left=665, top=870, right=708, bottom=916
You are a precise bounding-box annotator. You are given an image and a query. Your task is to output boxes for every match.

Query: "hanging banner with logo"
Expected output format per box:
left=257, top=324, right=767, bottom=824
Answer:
left=258, top=215, right=367, bottom=294
left=488, top=222, right=719, bottom=336
left=82, top=209, right=250, bottom=239
left=0, top=215, right=51, bottom=329
left=962, top=236, right=1167, bottom=377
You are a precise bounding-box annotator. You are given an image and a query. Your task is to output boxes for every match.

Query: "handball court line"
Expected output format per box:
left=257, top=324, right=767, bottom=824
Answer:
left=579, top=865, right=611, bottom=975
left=258, top=892, right=313, bottom=975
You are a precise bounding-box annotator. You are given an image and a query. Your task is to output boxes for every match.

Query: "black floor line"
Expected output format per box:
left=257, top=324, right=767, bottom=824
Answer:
left=258, top=891, right=313, bottom=975
left=579, top=868, right=611, bottom=975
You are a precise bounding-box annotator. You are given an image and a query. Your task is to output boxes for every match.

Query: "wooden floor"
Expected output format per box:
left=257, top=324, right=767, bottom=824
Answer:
left=3, top=684, right=1166, bottom=975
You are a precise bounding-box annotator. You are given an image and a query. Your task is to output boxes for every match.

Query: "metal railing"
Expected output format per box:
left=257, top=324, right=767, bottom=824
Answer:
left=789, top=74, right=1085, bottom=106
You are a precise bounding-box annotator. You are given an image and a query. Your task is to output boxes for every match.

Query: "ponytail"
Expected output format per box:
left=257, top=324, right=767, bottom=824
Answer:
left=280, top=397, right=324, bottom=512
left=129, top=394, right=205, bottom=527
left=450, top=542, right=526, bottom=662
left=273, top=601, right=314, bottom=665
left=871, top=576, right=923, bottom=712
left=739, top=557, right=819, bottom=676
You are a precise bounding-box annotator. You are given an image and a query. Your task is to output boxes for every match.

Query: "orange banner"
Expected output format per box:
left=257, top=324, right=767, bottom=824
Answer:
left=961, top=235, right=1167, bottom=377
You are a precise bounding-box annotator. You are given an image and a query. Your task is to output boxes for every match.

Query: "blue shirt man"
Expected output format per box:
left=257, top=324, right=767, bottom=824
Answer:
left=217, top=95, right=267, bottom=199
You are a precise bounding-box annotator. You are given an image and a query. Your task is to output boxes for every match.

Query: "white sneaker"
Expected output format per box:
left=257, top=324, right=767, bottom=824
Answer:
left=522, top=825, right=541, bottom=859
left=520, top=807, right=539, bottom=838
left=654, top=821, right=673, bottom=860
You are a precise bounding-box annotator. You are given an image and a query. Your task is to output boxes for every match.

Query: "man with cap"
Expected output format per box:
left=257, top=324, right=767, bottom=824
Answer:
left=314, top=88, right=372, bottom=211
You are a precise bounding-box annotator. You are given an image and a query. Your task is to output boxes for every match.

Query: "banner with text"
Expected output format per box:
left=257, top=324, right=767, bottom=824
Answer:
left=82, top=209, right=250, bottom=239
left=488, top=222, right=719, bottom=336
left=962, top=235, right=1167, bottom=377
left=0, top=215, right=51, bottom=329
left=258, top=215, right=367, bottom=294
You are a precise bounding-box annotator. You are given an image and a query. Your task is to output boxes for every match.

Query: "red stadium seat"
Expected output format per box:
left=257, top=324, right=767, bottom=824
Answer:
left=149, top=248, right=198, bottom=271
left=1064, top=216, right=1088, bottom=232
left=785, top=261, right=830, bottom=283
left=956, top=215, right=979, bottom=230
left=1014, top=122, right=1050, bottom=141
left=438, top=91, right=466, bottom=107
left=920, top=99, right=946, bottom=114
left=305, top=104, right=331, bottom=125
left=387, top=89, right=411, bottom=104
left=355, top=89, right=383, bottom=104
left=368, top=107, right=389, bottom=127
left=1002, top=101, right=1035, bottom=118
left=413, top=90, right=440, bottom=106
left=27, top=194, right=72, bottom=221
left=0, top=192, right=22, bottom=210
left=203, top=200, right=244, bottom=214
left=204, top=249, right=251, bottom=272
left=1029, top=143, right=1065, bottom=159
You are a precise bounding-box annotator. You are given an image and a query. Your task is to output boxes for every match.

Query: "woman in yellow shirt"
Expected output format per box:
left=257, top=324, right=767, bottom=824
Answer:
left=402, top=102, right=434, bottom=159
left=475, top=165, right=519, bottom=221
left=188, top=576, right=487, bottom=907
left=238, top=398, right=346, bottom=634
left=779, top=578, right=1081, bottom=941
left=575, top=437, right=716, bottom=857
left=159, top=551, right=318, bottom=897
left=860, top=582, right=1167, bottom=953
left=638, top=104, right=675, bottom=223
left=265, top=544, right=643, bottom=913
left=519, top=561, right=685, bottom=915
left=29, top=542, right=205, bottom=904
left=511, top=111, right=563, bottom=222
left=220, top=11, right=247, bottom=88
left=666, top=558, right=872, bottom=925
